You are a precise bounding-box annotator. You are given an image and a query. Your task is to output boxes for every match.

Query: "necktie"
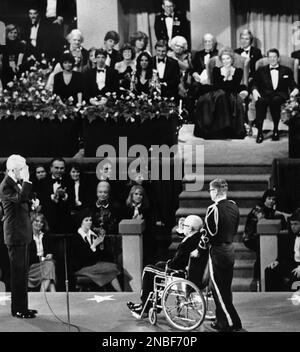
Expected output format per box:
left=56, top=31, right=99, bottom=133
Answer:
left=84, top=237, right=90, bottom=245
left=158, top=58, right=165, bottom=63
left=270, top=67, right=279, bottom=71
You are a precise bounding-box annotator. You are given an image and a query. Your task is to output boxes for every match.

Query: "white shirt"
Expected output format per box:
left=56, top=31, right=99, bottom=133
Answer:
left=294, top=237, right=300, bottom=263
left=30, top=22, right=39, bottom=47
left=240, top=46, right=251, bottom=59
left=52, top=176, right=61, bottom=194
left=204, top=53, right=210, bottom=66
left=105, top=55, right=111, bottom=67
left=46, top=0, right=57, bottom=18
left=157, top=59, right=166, bottom=79
left=33, top=232, right=44, bottom=258
left=165, top=16, right=173, bottom=45
left=78, top=228, right=98, bottom=252
left=270, top=65, right=279, bottom=90
left=96, top=68, right=106, bottom=91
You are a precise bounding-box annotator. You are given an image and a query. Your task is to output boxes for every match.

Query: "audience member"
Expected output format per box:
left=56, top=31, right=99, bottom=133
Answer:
left=1, top=24, right=25, bottom=85
left=235, top=29, right=262, bottom=83
left=252, top=48, right=299, bottom=143
left=133, top=52, right=154, bottom=95
left=91, top=181, right=120, bottom=264
left=291, top=49, right=300, bottom=85
left=22, top=6, right=48, bottom=62
left=71, top=208, right=122, bottom=291
left=127, top=215, right=203, bottom=317
left=103, top=30, right=122, bottom=68
left=243, top=189, right=289, bottom=287
left=28, top=213, right=56, bottom=292
left=168, top=35, right=192, bottom=99
left=82, top=47, right=97, bottom=73
left=191, top=33, right=218, bottom=98
left=63, top=29, right=89, bottom=72
left=193, top=47, right=247, bottom=139
left=53, top=51, right=83, bottom=105
left=115, top=43, right=136, bottom=90
left=265, top=208, right=300, bottom=291
left=153, top=40, right=180, bottom=99
left=154, top=0, right=189, bottom=47
left=129, top=31, right=151, bottom=60
left=84, top=48, right=119, bottom=101
left=34, top=165, right=47, bottom=182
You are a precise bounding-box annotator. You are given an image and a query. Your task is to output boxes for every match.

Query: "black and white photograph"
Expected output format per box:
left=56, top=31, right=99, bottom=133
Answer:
left=0, top=0, right=300, bottom=342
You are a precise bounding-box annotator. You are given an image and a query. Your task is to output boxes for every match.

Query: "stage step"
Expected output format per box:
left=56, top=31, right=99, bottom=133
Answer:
left=234, top=259, right=255, bottom=278
left=232, top=277, right=253, bottom=292
left=179, top=191, right=261, bottom=209
left=175, top=207, right=250, bottom=225
left=183, top=174, right=270, bottom=192
left=185, top=163, right=272, bottom=175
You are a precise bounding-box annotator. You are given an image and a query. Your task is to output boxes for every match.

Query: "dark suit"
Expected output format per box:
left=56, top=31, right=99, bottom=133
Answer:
left=140, top=230, right=202, bottom=309
left=291, top=50, right=300, bottom=85
left=0, top=176, right=32, bottom=314
left=154, top=12, right=189, bottom=45
left=265, top=231, right=300, bottom=291
left=234, top=46, right=262, bottom=81
left=29, top=234, right=54, bottom=266
left=153, top=56, right=180, bottom=99
left=197, top=199, right=242, bottom=331
left=84, top=67, right=119, bottom=100
left=107, top=49, right=122, bottom=69
left=22, top=20, right=48, bottom=61
left=252, top=64, right=298, bottom=131
left=37, top=0, right=75, bottom=22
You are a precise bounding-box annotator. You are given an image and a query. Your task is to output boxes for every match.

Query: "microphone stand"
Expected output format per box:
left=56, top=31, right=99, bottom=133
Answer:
left=63, top=236, right=71, bottom=332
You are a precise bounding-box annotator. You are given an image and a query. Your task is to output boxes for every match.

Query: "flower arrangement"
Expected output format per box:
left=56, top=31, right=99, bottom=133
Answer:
left=281, top=97, right=300, bottom=125
left=81, top=89, right=180, bottom=124
left=0, top=59, right=78, bottom=121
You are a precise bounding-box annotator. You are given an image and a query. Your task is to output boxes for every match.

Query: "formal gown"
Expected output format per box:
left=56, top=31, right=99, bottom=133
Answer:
left=53, top=71, right=83, bottom=104
left=194, top=66, right=246, bottom=139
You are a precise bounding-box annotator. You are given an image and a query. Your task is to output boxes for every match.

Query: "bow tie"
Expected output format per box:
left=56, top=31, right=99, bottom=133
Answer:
left=96, top=200, right=109, bottom=208
left=52, top=178, right=62, bottom=184
left=242, top=49, right=249, bottom=54
left=165, top=14, right=173, bottom=18
left=31, top=23, right=37, bottom=27
left=270, top=67, right=279, bottom=71
left=97, top=69, right=105, bottom=73
left=204, top=51, right=211, bottom=54
left=157, top=58, right=166, bottom=63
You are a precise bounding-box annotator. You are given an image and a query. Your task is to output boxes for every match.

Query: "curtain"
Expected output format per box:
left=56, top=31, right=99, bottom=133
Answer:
left=234, top=0, right=300, bottom=56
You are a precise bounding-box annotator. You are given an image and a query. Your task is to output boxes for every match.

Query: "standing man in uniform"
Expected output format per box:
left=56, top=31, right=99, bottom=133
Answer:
left=193, top=178, right=242, bottom=332
left=0, top=155, right=37, bottom=318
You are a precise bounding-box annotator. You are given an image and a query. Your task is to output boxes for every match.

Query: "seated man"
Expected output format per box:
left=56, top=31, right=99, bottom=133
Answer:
left=127, top=215, right=204, bottom=318
left=252, top=48, right=299, bottom=143
left=265, top=208, right=300, bottom=291
left=84, top=48, right=119, bottom=101
left=153, top=40, right=180, bottom=99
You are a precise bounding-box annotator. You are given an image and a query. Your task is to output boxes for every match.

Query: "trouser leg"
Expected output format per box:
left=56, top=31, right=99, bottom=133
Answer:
left=255, top=97, right=269, bottom=132
left=269, top=95, right=285, bottom=132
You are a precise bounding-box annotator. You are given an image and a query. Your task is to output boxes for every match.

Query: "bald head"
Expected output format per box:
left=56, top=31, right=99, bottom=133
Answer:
left=184, top=215, right=203, bottom=236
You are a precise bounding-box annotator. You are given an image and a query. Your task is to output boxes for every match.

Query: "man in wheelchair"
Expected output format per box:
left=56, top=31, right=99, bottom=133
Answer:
left=127, top=215, right=206, bottom=318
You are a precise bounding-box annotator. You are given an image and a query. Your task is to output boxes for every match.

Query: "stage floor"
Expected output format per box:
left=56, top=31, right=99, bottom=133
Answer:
left=0, top=292, right=299, bottom=332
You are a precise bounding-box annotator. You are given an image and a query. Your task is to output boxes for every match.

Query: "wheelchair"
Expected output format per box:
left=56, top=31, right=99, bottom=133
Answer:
left=138, top=261, right=207, bottom=331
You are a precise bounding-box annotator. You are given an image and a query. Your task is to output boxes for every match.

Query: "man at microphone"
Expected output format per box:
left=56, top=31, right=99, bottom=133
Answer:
left=0, top=154, right=37, bottom=318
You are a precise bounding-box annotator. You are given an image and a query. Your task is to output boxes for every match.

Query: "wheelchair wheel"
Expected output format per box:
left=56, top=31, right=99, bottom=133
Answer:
left=149, top=308, right=157, bottom=325
left=162, top=279, right=206, bottom=331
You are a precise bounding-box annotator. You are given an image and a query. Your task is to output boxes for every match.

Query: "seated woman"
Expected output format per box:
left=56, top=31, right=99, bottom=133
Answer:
left=71, top=209, right=122, bottom=292
left=53, top=51, right=83, bottom=105
left=115, top=43, right=136, bottom=91
left=1, top=24, right=25, bottom=86
left=193, top=47, right=247, bottom=139
left=82, top=47, right=97, bottom=73
left=129, top=31, right=151, bottom=61
left=243, top=189, right=289, bottom=287
left=133, top=52, right=154, bottom=95
left=28, top=213, right=56, bottom=292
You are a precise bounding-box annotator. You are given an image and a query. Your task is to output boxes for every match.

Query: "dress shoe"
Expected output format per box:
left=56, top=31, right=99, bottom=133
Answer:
left=272, top=131, right=279, bottom=141
left=210, top=321, right=221, bottom=330
left=256, top=132, right=264, bottom=143
left=12, top=310, right=36, bottom=319
left=28, top=309, right=38, bottom=315
left=127, top=301, right=144, bottom=319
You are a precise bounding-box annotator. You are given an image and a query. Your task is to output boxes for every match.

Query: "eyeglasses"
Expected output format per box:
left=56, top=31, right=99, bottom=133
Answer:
left=209, top=188, right=216, bottom=192
left=183, top=224, right=190, bottom=227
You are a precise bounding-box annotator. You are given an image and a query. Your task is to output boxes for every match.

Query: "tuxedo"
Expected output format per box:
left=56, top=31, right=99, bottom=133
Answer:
left=252, top=64, right=298, bottom=131
left=153, top=56, right=180, bottom=98
left=66, top=176, right=92, bottom=214
left=84, top=67, right=119, bottom=100
left=192, top=49, right=219, bottom=75
left=0, top=176, right=32, bottom=314
left=35, top=175, right=71, bottom=233
left=154, top=12, right=189, bottom=46
left=234, top=46, right=262, bottom=81
left=37, top=0, right=75, bottom=22
left=22, top=20, right=48, bottom=60
left=106, top=49, right=122, bottom=69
